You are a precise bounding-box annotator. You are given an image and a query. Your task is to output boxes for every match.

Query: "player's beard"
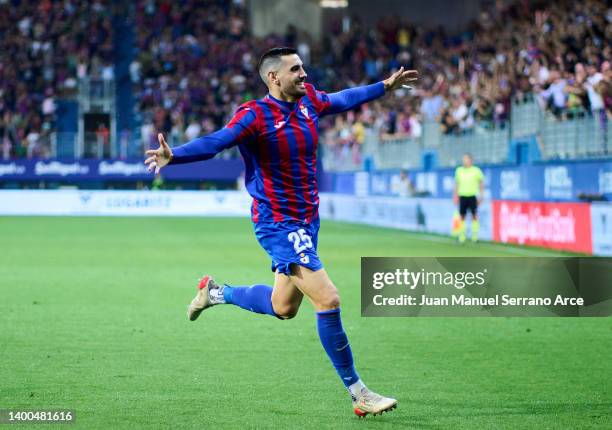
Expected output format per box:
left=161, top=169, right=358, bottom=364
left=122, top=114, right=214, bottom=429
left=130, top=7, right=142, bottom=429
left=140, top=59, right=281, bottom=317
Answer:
left=279, top=79, right=306, bottom=100
left=293, top=79, right=306, bottom=96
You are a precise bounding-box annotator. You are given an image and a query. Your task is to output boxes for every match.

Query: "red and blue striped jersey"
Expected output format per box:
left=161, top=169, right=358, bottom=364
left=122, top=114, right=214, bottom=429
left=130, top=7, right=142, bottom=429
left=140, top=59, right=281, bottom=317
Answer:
left=170, top=82, right=385, bottom=224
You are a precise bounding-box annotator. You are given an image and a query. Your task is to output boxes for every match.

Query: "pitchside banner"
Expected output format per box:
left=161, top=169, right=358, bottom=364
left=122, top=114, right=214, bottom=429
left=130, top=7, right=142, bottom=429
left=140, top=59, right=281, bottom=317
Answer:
left=0, top=158, right=244, bottom=181
left=492, top=200, right=592, bottom=254
left=361, top=257, right=612, bottom=317
left=326, top=160, right=612, bottom=201
left=0, top=190, right=251, bottom=216
left=590, top=203, right=612, bottom=256
left=318, top=194, right=493, bottom=240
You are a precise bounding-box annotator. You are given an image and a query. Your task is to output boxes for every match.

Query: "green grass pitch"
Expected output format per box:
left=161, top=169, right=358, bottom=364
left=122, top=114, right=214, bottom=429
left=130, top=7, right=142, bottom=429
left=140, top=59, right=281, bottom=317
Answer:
left=1, top=217, right=610, bottom=429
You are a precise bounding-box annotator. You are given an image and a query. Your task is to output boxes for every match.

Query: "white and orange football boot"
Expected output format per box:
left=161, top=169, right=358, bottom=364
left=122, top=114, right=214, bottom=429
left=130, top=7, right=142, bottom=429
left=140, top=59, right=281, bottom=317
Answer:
left=187, top=275, right=225, bottom=321
left=352, top=388, right=398, bottom=417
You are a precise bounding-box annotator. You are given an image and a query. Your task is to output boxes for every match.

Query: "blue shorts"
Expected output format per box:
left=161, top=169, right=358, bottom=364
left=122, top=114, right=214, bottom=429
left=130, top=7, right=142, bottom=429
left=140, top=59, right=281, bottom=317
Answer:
left=254, top=218, right=323, bottom=275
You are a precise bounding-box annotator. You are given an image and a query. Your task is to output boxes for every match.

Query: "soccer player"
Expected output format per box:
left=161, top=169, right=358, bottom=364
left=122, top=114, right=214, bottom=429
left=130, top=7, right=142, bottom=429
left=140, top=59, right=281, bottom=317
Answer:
left=144, top=47, right=418, bottom=417
left=453, top=153, right=484, bottom=243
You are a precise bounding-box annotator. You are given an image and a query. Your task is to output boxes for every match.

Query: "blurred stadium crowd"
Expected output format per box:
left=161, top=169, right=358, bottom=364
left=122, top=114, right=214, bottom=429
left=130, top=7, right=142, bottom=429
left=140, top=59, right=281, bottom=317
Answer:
left=1, top=0, right=610, bottom=159
left=0, top=0, right=114, bottom=158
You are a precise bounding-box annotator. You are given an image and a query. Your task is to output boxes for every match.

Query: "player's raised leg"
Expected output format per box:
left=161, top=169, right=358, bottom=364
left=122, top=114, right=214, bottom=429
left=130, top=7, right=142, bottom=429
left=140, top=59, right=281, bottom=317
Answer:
left=289, top=265, right=398, bottom=417
left=270, top=271, right=304, bottom=319
left=187, top=271, right=304, bottom=320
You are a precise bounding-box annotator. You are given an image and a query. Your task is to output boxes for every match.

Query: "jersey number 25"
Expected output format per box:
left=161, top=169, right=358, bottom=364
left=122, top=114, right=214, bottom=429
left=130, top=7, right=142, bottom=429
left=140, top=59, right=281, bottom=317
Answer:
left=287, top=229, right=313, bottom=254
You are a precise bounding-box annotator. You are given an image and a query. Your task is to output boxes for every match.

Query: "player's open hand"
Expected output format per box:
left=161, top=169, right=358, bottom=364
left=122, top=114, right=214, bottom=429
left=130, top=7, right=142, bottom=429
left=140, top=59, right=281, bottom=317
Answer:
left=144, top=133, right=173, bottom=174
left=383, top=67, right=419, bottom=92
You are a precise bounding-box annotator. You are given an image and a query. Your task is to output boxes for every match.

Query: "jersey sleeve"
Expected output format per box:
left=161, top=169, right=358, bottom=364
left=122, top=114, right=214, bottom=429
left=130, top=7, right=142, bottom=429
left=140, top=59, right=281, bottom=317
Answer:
left=170, top=106, right=258, bottom=164
left=306, top=82, right=385, bottom=117
left=319, top=83, right=386, bottom=117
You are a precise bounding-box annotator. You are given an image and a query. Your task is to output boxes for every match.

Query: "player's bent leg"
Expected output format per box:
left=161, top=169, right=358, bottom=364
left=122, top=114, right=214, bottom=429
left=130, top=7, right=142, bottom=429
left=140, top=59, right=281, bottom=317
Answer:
left=289, top=265, right=397, bottom=417
left=271, top=271, right=304, bottom=319
left=187, top=275, right=281, bottom=321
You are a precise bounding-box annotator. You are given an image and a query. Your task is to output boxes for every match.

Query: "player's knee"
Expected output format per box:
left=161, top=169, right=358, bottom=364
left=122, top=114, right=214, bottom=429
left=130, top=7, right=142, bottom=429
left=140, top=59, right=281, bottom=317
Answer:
left=272, top=303, right=299, bottom=320
left=319, top=284, right=340, bottom=310
left=326, top=294, right=340, bottom=309
left=278, top=311, right=298, bottom=320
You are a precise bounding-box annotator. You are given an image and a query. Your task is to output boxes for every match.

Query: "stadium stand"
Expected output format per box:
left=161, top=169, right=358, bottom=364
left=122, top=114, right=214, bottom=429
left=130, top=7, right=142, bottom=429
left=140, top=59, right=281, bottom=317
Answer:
left=0, top=0, right=114, bottom=159
left=321, top=0, right=611, bottom=170
left=132, top=0, right=264, bottom=156
left=1, top=0, right=610, bottom=168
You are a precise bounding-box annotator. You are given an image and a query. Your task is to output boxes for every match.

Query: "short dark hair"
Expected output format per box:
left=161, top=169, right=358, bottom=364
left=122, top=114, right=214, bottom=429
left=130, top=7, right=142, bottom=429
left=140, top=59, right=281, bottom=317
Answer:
left=257, top=47, right=297, bottom=83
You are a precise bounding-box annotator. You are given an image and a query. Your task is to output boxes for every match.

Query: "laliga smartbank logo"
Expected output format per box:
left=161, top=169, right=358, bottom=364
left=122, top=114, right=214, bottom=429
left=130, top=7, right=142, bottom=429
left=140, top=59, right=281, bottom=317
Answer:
left=372, top=268, right=487, bottom=290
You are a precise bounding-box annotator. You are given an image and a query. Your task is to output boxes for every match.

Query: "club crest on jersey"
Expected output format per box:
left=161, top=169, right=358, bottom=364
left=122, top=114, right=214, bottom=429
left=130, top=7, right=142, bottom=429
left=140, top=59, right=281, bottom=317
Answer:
left=299, top=105, right=309, bottom=119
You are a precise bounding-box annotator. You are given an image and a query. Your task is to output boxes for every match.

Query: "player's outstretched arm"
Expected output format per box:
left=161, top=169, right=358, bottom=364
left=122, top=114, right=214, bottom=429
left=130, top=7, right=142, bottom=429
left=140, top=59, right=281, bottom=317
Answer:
left=144, top=107, right=257, bottom=172
left=322, top=67, right=418, bottom=116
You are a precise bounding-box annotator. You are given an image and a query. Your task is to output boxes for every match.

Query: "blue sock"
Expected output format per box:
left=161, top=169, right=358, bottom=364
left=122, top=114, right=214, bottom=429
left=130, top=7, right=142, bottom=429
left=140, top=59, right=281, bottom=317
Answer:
left=223, top=285, right=278, bottom=317
left=316, top=308, right=360, bottom=388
